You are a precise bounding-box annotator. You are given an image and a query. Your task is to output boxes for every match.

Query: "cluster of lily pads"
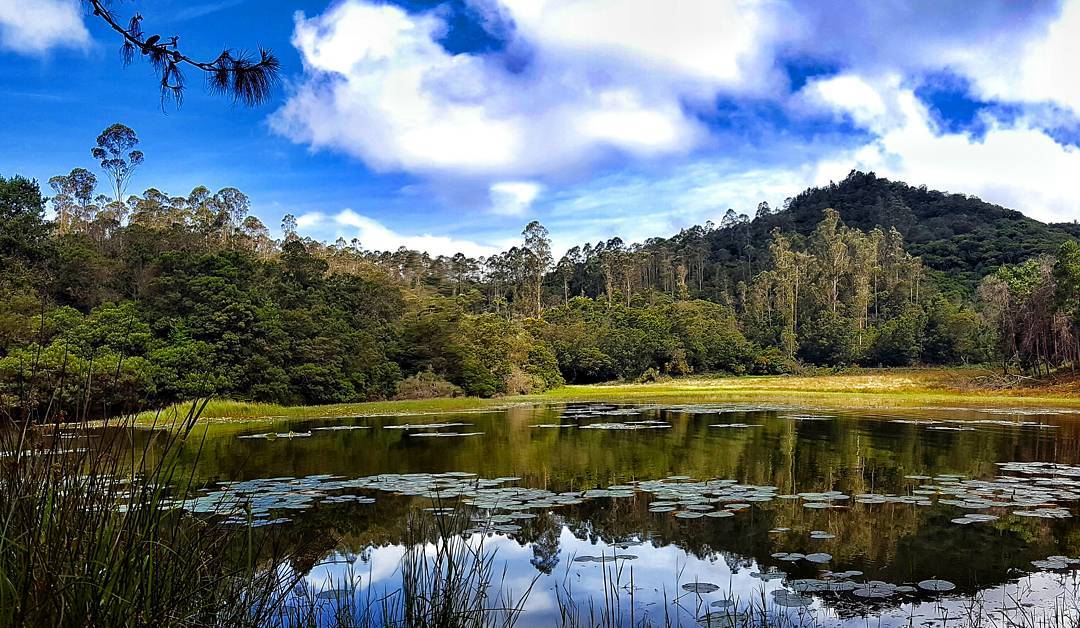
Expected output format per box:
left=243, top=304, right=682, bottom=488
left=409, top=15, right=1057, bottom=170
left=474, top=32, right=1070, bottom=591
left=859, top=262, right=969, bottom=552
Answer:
left=579, top=420, right=671, bottom=430
left=532, top=403, right=837, bottom=432
left=164, top=470, right=636, bottom=530
left=781, top=414, right=832, bottom=422
left=165, top=455, right=1080, bottom=537
left=383, top=422, right=471, bottom=430
left=1032, top=555, right=1080, bottom=570
left=682, top=573, right=962, bottom=614
left=786, top=577, right=953, bottom=599
left=891, top=418, right=1056, bottom=429
left=411, top=432, right=484, bottom=438
left=237, top=431, right=312, bottom=440
left=524, top=404, right=673, bottom=428
left=532, top=405, right=676, bottom=430
left=637, top=477, right=778, bottom=518
left=911, top=406, right=1070, bottom=417
left=905, top=463, right=1080, bottom=520
left=663, top=403, right=794, bottom=414
left=237, top=421, right=483, bottom=440
left=771, top=552, right=832, bottom=563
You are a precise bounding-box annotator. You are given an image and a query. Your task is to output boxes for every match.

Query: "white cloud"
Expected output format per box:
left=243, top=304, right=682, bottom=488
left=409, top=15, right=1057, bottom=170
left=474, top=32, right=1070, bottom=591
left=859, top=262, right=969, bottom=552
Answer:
left=801, top=74, right=1080, bottom=223
left=295, top=211, right=325, bottom=229
left=0, top=0, right=89, bottom=55
left=797, top=74, right=897, bottom=130
left=270, top=0, right=786, bottom=180
left=499, top=0, right=783, bottom=91
left=489, top=181, right=541, bottom=216
left=270, top=0, right=1080, bottom=227
left=948, top=0, right=1080, bottom=116
left=327, top=209, right=500, bottom=257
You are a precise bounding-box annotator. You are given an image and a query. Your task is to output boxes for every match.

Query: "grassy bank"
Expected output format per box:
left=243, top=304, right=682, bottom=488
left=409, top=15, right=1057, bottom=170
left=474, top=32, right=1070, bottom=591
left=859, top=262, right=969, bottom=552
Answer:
left=549, top=368, right=1080, bottom=408
left=130, top=368, right=1080, bottom=428
left=132, top=396, right=521, bottom=426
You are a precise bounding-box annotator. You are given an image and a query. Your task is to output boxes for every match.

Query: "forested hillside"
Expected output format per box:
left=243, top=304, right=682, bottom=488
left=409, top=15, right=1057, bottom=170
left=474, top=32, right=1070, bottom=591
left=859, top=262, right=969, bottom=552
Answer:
left=757, top=171, right=1080, bottom=286
left=3, top=126, right=1080, bottom=420
left=642, top=170, right=1080, bottom=294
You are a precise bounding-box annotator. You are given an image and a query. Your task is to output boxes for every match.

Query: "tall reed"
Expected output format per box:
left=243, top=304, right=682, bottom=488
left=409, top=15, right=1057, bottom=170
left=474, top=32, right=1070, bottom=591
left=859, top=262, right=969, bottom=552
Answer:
left=0, top=401, right=296, bottom=626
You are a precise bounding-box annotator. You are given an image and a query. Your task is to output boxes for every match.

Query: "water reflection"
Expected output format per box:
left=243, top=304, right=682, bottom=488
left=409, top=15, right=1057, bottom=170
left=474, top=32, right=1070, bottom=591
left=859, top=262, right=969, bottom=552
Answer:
left=296, top=527, right=1080, bottom=627
left=127, top=403, right=1080, bottom=624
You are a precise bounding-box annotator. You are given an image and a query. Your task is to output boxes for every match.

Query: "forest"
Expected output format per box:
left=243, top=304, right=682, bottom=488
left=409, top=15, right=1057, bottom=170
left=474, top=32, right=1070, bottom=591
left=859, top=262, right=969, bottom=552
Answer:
left=3, top=124, right=1080, bottom=419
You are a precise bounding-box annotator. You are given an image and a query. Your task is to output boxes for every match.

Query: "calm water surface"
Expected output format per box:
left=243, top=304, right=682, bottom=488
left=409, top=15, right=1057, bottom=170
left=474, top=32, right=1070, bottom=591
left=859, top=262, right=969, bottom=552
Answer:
left=137, top=403, right=1080, bottom=625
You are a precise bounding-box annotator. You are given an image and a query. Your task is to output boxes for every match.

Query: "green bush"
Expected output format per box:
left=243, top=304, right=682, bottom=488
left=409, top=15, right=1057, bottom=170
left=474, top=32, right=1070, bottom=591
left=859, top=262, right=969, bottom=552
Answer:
left=394, top=371, right=463, bottom=400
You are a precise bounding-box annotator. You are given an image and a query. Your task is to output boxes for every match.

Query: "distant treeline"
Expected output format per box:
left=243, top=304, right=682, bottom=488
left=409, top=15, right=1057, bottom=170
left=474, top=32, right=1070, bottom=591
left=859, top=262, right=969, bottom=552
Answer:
left=2, top=129, right=1079, bottom=418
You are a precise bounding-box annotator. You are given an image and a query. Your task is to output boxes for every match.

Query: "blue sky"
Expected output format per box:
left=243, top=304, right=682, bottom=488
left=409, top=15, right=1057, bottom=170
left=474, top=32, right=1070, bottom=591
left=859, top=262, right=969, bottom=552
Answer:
left=2, top=0, right=1080, bottom=255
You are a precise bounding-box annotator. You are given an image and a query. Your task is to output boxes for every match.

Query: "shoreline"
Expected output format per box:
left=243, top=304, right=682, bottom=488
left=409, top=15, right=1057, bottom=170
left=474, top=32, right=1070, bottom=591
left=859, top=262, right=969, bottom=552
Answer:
left=124, top=368, right=1080, bottom=429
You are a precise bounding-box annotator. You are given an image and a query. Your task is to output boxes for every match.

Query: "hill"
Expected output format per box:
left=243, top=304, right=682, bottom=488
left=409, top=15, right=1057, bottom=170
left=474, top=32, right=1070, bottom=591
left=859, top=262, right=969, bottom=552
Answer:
left=696, top=170, right=1079, bottom=290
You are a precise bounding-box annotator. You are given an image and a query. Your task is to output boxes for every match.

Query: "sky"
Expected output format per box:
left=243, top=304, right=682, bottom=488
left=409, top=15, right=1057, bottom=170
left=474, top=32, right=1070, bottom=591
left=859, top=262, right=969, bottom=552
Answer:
left=2, top=0, right=1080, bottom=256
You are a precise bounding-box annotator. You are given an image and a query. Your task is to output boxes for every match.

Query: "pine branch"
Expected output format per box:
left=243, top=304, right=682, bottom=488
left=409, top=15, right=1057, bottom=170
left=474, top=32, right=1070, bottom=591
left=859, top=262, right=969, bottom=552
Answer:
left=86, top=0, right=281, bottom=108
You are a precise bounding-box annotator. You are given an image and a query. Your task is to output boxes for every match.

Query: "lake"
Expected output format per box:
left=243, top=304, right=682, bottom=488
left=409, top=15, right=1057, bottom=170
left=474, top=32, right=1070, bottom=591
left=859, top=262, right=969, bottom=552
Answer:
left=129, top=402, right=1080, bottom=626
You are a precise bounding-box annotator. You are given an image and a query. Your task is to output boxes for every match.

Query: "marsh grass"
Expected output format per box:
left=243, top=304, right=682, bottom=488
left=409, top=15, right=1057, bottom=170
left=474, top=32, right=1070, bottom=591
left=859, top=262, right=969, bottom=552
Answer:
left=286, top=501, right=538, bottom=628
left=396, top=506, right=536, bottom=627
left=0, top=401, right=307, bottom=627
left=133, top=397, right=514, bottom=427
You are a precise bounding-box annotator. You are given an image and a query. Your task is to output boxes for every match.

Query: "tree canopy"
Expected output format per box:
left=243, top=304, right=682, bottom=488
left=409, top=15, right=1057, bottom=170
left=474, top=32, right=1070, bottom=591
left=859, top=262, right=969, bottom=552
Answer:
left=2, top=130, right=1078, bottom=420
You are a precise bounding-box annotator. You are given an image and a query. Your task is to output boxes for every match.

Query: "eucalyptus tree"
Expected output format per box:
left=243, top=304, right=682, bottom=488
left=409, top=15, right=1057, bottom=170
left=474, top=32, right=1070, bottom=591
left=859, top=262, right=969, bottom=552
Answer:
left=240, top=217, right=274, bottom=257
left=281, top=214, right=298, bottom=242
left=767, top=230, right=799, bottom=356
left=211, top=187, right=251, bottom=243
left=92, top=124, right=143, bottom=205
left=48, top=168, right=96, bottom=233
left=128, top=188, right=169, bottom=228
left=522, top=221, right=552, bottom=316
left=556, top=253, right=574, bottom=305
left=810, top=208, right=849, bottom=315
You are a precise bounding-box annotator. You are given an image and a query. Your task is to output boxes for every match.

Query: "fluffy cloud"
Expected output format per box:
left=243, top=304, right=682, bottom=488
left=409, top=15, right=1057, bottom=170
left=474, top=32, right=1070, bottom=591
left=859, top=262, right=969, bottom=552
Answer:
left=489, top=181, right=542, bottom=216
left=949, top=0, right=1080, bottom=115
left=299, top=209, right=500, bottom=257
left=270, top=0, right=791, bottom=182
left=272, top=1, right=1067, bottom=174
left=0, top=0, right=89, bottom=55
left=797, top=74, right=896, bottom=129
left=499, top=0, right=784, bottom=91
left=800, top=73, right=1080, bottom=223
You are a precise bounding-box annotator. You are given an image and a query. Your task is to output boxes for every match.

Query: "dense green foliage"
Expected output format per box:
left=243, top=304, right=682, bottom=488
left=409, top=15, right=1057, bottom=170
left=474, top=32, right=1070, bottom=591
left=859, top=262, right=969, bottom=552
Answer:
left=685, top=170, right=1080, bottom=292
left=5, top=127, right=1080, bottom=418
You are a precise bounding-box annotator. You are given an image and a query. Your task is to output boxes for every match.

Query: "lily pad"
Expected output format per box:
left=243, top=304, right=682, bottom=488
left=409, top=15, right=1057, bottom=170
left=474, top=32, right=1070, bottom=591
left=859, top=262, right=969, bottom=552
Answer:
left=918, top=579, right=956, bottom=592
left=682, top=582, right=720, bottom=594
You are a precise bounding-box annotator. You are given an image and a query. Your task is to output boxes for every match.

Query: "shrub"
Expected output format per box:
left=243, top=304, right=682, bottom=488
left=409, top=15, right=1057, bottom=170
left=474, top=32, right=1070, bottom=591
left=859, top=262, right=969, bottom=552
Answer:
left=524, top=343, right=564, bottom=390
left=636, top=367, right=662, bottom=383
left=394, top=371, right=462, bottom=400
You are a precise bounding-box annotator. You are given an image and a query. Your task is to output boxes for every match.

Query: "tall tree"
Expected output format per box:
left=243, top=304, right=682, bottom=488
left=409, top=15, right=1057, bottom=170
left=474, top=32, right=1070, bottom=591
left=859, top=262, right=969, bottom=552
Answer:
left=48, top=168, right=97, bottom=233
left=92, top=124, right=144, bottom=204
left=281, top=214, right=298, bottom=242
left=522, top=221, right=552, bottom=316
left=810, top=208, right=849, bottom=315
